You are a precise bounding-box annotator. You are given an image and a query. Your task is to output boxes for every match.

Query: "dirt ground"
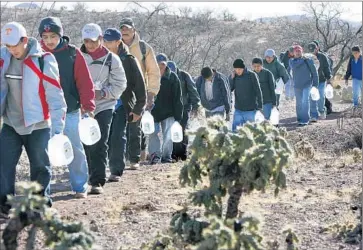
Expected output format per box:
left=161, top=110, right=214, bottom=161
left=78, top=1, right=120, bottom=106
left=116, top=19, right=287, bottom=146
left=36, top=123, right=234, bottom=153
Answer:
left=0, top=96, right=362, bottom=250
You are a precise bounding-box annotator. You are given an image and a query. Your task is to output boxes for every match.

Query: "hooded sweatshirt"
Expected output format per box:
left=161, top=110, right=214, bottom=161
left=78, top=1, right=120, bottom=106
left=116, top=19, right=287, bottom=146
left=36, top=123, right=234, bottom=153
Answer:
left=254, top=68, right=276, bottom=105
left=263, top=56, right=290, bottom=84
left=289, top=57, right=319, bottom=89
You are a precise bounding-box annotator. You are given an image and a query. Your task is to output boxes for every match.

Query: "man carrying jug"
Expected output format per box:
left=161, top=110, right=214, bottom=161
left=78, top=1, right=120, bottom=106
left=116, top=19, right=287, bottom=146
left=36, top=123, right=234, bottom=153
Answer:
left=80, top=23, right=127, bottom=195
left=0, top=22, right=67, bottom=216
left=39, top=17, right=96, bottom=199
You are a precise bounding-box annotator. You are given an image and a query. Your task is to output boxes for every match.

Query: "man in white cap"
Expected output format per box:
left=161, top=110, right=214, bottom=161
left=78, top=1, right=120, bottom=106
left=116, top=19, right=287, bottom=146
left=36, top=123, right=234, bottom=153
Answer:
left=80, top=23, right=127, bottom=195
left=0, top=22, right=67, bottom=216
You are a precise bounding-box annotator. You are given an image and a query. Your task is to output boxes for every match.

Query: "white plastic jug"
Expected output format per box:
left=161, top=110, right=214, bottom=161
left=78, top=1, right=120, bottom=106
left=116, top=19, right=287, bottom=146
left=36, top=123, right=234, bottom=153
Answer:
left=325, top=84, right=334, bottom=99
left=310, top=87, right=320, bottom=101
left=255, top=110, right=265, bottom=124
left=270, top=107, right=280, bottom=125
left=141, top=111, right=155, bottom=135
left=275, top=79, right=284, bottom=95
left=48, top=134, right=74, bottom=166
left=78, top=116, right=101, bottom=146
left=170, top=121, right=183, bottom=143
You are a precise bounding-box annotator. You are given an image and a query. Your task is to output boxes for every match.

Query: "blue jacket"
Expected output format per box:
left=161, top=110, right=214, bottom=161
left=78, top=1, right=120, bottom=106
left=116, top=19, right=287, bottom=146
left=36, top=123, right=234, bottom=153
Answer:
left=196, top=72, right=231, bottom=113
left=345, top=55, right=362, bottom=81
left=289, top=57, right=319, bottom=89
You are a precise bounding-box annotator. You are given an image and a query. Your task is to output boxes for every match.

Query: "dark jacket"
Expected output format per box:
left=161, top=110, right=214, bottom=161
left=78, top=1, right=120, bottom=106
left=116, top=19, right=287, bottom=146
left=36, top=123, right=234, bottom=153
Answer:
left=281, top=50, right=294, bottom=72
left=176, top=68, right=200, bottom=111
left=196, top=72, right=231, bottom=113
left=254, top=68, right=276, bottom=105
left=151, top=67, right=183, bottom=122
left=41, top=36, right=95, bottom=113
left=344, top=55, right=362, bottom=81
left=263, top=56, right=290, bottom=84
left=289, top=57, right=319, bottom=89
left=315, top=52, right=332, bottom=83
left=116, top=43, right=146, bottom=115
left=230, top=69, right=263, bottom=111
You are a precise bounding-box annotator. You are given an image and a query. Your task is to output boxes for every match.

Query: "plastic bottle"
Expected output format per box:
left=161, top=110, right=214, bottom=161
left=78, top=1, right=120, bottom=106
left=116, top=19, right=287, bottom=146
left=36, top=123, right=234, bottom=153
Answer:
left=275, top=79, right=284, bottom=95
left=325, top=84, right=334, bottom=99
left=78, top=116, right=101, bottom=146
left=141, top=111, right=155, bottom=135
left=48, top=134, right=74, bottom=166
left=310, top=87, right=320, bottom=101
left=255, top=110, right=265, bottom=124
left=170, top=121, right=183, bottom=143
left=270, top=107, right=280, bottom=125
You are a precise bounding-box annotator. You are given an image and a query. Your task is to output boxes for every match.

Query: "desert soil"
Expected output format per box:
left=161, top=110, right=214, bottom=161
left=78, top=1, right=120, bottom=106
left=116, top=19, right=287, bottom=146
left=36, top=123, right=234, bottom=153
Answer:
left=0, top=95, right=362, bottom=250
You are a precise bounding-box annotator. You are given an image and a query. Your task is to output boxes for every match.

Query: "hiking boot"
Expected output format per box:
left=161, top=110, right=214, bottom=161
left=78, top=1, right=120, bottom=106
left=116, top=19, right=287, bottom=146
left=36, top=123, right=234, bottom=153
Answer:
left=140, top=150, right=147, bottom=162
left=89, top=186, right=104, bottom=195
left=320, top=113, right=326, bottom=120
left=150, top=154, right=161, bottom=165
left=298, top=123, right=308, bottom=127
left=108, top=175, right=121, bottom=182
left=310, top=118, right=318, bottom=123
left=74, top=192, right=88, bottom=199
left=129, top=163, right=140, bottom=170
left=161, top=158, right=174, bottom=164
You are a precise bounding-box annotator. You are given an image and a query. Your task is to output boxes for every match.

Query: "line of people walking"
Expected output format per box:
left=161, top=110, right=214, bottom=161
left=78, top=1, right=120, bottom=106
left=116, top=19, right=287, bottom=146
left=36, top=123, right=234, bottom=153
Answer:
left=0, top=17, right=361, bottom=217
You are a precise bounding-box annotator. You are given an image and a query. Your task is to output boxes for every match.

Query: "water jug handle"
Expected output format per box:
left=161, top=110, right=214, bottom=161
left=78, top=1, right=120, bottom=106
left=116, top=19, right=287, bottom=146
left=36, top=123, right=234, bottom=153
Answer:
left=82, top=113, right=89, bottom=119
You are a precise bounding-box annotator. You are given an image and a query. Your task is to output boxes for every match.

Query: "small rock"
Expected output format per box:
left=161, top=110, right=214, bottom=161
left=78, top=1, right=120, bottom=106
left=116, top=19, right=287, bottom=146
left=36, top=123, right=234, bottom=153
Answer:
left=300, top=177, right=306, bottom=181
left=83, top=211, right=88, bottom=215
left=307, top=189, right=313, bottom=194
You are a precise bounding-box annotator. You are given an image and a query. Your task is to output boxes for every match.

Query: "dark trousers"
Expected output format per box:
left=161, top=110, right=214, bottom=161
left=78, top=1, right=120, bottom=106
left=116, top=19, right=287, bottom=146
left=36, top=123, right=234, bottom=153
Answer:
left=276, top=94, right=281, bottom=107
left=172, top=109, right=190, bottom=161
left=126, top=119, right=146, bottom=163
left=108, top=106, right=128, bottom=177
left=0, top=124, right=51, bottom=213
left=84, top=109, right=113, bottom=187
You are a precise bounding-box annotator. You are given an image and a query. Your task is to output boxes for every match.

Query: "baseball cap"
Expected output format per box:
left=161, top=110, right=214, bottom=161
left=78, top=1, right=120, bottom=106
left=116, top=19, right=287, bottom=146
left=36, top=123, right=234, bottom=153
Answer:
left=264, top=49, right=275, bottom=58
left=103, top=28, right=122, bottom=41
left=119, top=18, right=135, bottom=29
left=167, top=61, right=177, bottom=72
left=82, top=23, right=102, bottom=41
left=308, top=42, right=317, bottom=53
left=1, top=22, right=27, bottom=46
left=156, top=53, right=168, bottom=64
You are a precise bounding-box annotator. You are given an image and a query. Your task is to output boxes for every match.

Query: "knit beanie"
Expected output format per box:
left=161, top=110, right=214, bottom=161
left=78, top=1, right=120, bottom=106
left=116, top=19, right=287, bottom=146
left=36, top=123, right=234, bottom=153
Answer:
left=38, top=17, right=63, bottom=37
left=352, top=46, right=360, bottom=52
left=252, top=57, right=263, bottom=65
left=233, top=59, right=245, bottom=69
left=201, top=67, right=213, bottom=79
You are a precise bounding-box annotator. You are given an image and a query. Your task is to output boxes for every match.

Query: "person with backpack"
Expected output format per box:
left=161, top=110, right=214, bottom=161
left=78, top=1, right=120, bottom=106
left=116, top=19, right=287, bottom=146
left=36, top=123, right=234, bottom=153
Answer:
left=280, top=46, right=295, bottom=100
left=307, top=42, right=332, bottom=121
left=344, top=45, right=362, bottom=109
left=289, top=45, right=319, bottom=126
left=167, top=61, right=200, bottom=161
left=0, top=22, right=67, bottom=215
left=263, top=49, right=290, bottom=107
left=120, top=17, right=161, bottom=167
left=312, top=40, right=334, bottom=114
left=102, top=28, right=147, bottom=181
left=196, top=67, right=231, bottom=119
left=229, top=59, right=263, bottom=131
left=251, top=57, right=276, bottom=120
left=39, top=17, right=95, bottom=199
left=149, top=54, right=183, bottom=165
left=80, top=23, right=127, bottom=194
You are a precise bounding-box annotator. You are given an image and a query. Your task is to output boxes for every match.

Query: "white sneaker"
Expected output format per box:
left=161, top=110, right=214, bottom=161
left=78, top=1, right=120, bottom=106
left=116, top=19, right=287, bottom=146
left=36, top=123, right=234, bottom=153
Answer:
left=320, top=113, right=326, bottom=120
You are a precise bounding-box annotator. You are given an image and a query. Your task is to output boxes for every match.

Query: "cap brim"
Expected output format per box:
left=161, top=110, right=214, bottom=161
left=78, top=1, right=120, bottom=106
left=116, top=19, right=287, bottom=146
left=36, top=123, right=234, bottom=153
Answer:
left=120, top=24, right=133, bottom=29
left=158, top=61, right=167, bottom=65
left=82, top=36, right=99, bottom=42
left=2, top=37, right=19, bottom=46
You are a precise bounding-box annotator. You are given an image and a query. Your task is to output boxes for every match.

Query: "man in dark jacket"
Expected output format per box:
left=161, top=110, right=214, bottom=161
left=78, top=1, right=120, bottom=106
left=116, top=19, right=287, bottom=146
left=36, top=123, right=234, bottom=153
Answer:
left=251, top=57, right=276, bottom=120
left=289, top=45, right=319, bottom=126
left=263, top=49, right=290, bottom=107
left=196, top=67, right=231, bottom=119
left=103, top=28, right=146, bottom=181
left=39, top=17, right=95, bottom=199
left=307, top=42, right=332, bottom=121
left=281, top=46, right=295, bottom=100
left=149, top=54, right=183, bottom=165
left=230, top=59, right=263, bottom=132
left=344, top=46, right=362, bottom=108
left=167, top=61, right=200, bottom=161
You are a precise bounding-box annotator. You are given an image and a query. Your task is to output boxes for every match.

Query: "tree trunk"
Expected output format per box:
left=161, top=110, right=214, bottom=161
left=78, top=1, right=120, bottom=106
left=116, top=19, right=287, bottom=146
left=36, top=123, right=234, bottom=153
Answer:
left=226, top=182, right=243, bottom=219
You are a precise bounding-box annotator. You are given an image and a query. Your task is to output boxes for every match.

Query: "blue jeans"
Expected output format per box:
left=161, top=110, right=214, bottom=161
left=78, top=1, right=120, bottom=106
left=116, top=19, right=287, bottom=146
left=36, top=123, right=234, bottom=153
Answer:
left=310, top=82, right=326, bottom=119
left=285, top=79, right=295, bottom=99
left=295, top=86, right=311, bottom=124
left=64, top=110, right=88, bottom=193
left=0, top=124, right=52, bottom=212
left=232, top=109, right=256, bottom=132
left=353, top=78, right=362, bottom=107
left=263, top=103, right=273, bottom=120
left=108, top=105, right=128, bottom=176
left=149, top=117, right=175, bottom=161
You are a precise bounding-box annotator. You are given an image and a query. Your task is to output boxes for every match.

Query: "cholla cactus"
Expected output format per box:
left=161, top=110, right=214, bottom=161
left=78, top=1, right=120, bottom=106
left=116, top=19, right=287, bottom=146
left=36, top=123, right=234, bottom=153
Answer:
left=294, top=139, right=315, bottom=159
left=342, top=86, right=353, bottom=102
left=180, top=117, right=293, bottom=219
left=352, top=148, right=362, bottom=163
left=3, top=182, right=94, bottom=250
left=284, top=229, right=299, bottom=250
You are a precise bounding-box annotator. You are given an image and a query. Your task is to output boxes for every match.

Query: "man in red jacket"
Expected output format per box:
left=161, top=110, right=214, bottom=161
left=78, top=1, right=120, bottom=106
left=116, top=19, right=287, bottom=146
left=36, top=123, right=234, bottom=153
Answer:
left=39, top=17, right=95, bottom=199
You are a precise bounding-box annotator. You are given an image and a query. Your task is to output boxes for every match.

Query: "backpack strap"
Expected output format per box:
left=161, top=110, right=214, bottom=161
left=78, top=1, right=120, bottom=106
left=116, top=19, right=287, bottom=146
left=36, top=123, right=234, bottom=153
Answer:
left=68, top=44, right=77, bottom=61
left=139, top=40, right=147, bottom=69
left=105, top=53, right=113, bottom=72
left=303, top=58, right=313, bottom=78
left=38, top=56, right=44, bottom=74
